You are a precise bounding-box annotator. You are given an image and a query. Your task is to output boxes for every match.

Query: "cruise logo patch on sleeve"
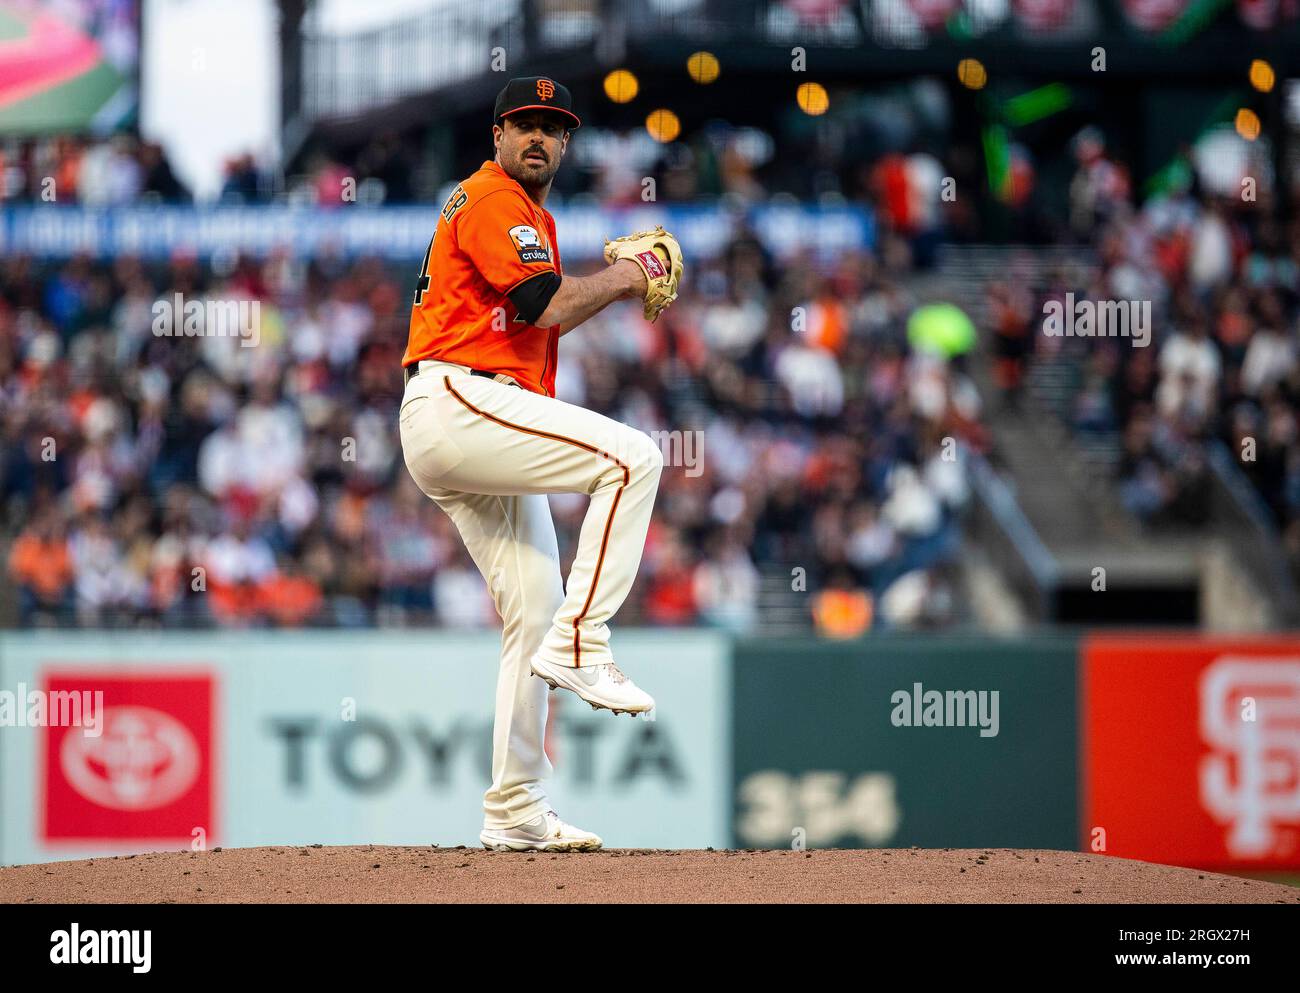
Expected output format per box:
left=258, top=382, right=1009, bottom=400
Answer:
left=508, top=224, right=551, bottom=263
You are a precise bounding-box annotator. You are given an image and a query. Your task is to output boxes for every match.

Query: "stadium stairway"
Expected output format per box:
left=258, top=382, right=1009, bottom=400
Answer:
left=925, top=245, right=1284, bottom=629
left=757, top=560, right=815, bottom=635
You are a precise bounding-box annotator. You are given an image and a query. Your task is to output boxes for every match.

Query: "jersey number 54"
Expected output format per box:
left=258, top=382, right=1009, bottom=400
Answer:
left=412, top=185, right=470, bottom=307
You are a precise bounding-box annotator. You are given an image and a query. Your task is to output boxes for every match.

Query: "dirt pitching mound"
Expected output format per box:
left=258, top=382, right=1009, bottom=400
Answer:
left=3, top=847, right=1297, bottom=904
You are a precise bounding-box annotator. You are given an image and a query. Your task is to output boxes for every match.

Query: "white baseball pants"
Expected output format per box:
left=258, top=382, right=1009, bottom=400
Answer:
left=398, top=360, right=664, bottom=828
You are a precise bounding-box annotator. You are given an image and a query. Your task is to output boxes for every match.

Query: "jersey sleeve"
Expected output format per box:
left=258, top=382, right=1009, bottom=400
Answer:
left=455, top=189, right=558, bottom=295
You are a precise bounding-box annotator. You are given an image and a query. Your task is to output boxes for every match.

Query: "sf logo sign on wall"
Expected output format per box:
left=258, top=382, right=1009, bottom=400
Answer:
left=1199, top=658, right=1300, bottom=859
left=1083, top=637, right=1300, bottom=869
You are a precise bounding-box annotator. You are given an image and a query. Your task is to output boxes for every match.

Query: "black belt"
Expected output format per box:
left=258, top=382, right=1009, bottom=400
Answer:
left=403, top=362, right=500, bottom=386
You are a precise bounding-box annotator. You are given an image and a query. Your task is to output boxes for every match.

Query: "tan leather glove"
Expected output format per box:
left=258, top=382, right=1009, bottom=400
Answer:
left=603, top=225, right=685, bottom=323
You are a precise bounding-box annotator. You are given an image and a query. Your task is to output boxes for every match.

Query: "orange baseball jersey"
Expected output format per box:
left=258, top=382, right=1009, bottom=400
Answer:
left=403, top=160, right=561, bottom=396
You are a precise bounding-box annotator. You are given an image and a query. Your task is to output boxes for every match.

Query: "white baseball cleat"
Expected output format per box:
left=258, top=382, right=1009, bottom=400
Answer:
left=479, top=811, right=603, bottom=852
left=530, top=655, right=655, bottom=715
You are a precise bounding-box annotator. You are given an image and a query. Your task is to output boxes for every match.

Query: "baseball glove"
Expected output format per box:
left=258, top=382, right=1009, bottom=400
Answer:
left=603, top=225, right=684, bottom=323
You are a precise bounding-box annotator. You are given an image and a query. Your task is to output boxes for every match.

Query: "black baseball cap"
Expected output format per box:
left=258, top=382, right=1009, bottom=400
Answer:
left=493, top=76, right=581, bottom=130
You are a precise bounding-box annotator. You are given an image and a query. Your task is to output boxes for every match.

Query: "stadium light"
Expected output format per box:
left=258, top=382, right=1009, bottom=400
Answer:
left=687, top=52, right=720, bottom=84
left=1249, top=59, right=1275, bottom=93
left=646, top=108, right=681, bottom=142
left=604, top=69, right=639, bottom=104
left=957, top=59, right=987, bottom=91
left=796, top=82, right=829, bottom=116
left=1235, top=107, right=1261, bottom=141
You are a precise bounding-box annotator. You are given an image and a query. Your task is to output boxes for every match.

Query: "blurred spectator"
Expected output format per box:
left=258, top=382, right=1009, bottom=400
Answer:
left=691, top=530, right=760, bottom=633
left=986, top=279, right=1034, bottom=409
left=642, top=525, right=699, bottom=626
left=1068, top=128, right=1131, bottom=240
left=261, top=555, right=325, bottom=627
left=812, top=567, right=873, bottom=638
left=8, top=510, right=75, bottom=624
left=220, top=154, right=268, bottom=203
left=434, top=548, right=498, bottom=628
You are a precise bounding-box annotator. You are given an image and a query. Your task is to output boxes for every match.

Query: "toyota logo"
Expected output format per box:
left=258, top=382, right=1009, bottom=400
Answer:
left=60, top=706, right=201, bottom=811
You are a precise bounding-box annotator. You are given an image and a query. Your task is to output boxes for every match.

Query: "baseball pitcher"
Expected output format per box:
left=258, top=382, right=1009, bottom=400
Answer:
left=398, top=76, right=684, bottom=852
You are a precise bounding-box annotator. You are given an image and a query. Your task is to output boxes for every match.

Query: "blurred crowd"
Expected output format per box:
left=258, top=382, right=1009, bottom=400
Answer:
left=2, top=120, right=950, bottom=217
left=1, top=134, right=189, bottom=205
left=986, top=130, right=1300, bottom=574
left=1, top=228, right=983, bottom=633
left=9, top=113, right=1300, bottom=622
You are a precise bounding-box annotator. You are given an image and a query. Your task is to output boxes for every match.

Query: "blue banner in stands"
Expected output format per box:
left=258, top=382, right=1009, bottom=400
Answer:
left=0, top=205, right=874, bottom=262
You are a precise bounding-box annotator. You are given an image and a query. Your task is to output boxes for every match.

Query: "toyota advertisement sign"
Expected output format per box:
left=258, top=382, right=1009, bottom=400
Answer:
left=0, top=631, right=730, bottom=864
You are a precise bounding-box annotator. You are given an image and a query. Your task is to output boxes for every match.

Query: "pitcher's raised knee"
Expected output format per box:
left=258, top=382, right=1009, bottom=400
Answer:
left=628, top=430, right=664, bottom=481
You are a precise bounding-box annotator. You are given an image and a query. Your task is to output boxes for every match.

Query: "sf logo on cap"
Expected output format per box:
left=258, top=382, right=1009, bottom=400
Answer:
left=537, top=79, right=555, bottom=100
